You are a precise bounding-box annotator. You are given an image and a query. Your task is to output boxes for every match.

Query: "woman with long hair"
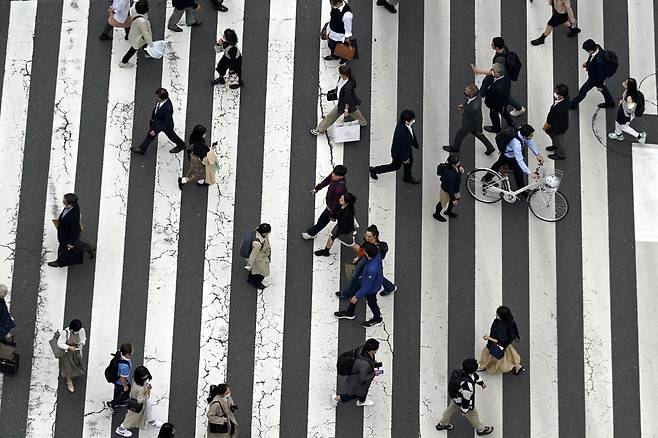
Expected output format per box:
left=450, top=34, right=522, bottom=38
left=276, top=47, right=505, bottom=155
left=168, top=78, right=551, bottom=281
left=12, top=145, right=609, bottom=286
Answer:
left=478, top=306, right=524, bottom=375
left=178, top=124, right=211, bottom=189
left=115, top=366, right=154, bottom=437
left=315, top=192, right=357, bottom=257
left=608, top=77, right=647, bottom=144
left=311, top=65, right=367, bottom=135
left=207, top=383, right=239, bottom=437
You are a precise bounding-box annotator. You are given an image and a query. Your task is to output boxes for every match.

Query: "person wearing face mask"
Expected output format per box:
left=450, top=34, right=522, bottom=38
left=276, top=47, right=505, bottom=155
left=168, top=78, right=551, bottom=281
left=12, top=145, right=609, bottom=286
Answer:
left=57, top=319, right=86, bottom=393
left=212, top=29, right=243, bottom=89
left=369, top=109, right=421, bottom=184
left=324, top=0, right=354, bottom=64
left=207, top=384, right=239, bottom=437
left=543, top=84, right=570, bottom=160
left=443, top=84, right=495, bottom=155
left=311, top=65, right=367, bottom=135
left=569, top=39, right=615, bottom=109
left=178, top=124, right=211, bottom=189
left=608, top=77, right=647, bottom=144
left=433, top=155, right=464, bottom=222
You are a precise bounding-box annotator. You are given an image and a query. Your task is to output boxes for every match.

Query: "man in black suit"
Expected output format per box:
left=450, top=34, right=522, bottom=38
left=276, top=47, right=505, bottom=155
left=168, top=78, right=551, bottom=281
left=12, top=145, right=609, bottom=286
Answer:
left=570, top=39, right=615, bottom=109
left=481, top=64, right=514, bottom=134
left=132, top=88, right=186, bottom=155
left=544, top=84, right=570, bottom=160
left=369, top=109, right=420, bottom=184
left=443, top=84, right=495, bottom=155
left=47, top=194, right=94, bottom=268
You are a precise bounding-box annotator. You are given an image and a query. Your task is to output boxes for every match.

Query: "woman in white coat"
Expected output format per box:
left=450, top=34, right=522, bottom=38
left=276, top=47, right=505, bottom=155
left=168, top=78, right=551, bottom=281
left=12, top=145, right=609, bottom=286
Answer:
left=115, top=366, right=155, bottom=437
left=57, top=319, right=86, bottom=393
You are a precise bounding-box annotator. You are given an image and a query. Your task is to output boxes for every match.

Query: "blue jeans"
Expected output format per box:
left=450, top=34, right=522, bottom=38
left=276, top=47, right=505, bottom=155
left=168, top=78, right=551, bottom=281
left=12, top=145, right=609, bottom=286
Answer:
left=339, top=258, right=396, bottom=299
left=306, top=208, right=331, bottom=237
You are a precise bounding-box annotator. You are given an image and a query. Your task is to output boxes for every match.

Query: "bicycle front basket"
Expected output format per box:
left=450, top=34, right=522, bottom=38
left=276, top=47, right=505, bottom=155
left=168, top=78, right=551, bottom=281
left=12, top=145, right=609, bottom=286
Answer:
left=541, top=169, right=563, bottom=191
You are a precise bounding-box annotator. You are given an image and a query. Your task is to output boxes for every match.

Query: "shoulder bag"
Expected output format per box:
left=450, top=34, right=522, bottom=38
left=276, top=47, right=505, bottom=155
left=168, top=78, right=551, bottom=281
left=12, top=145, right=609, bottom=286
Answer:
left=126, top=397, right=143, bottom=413
left=208, top=401, right=230, bottom=433
left=49, top=330, right=65, bottom=359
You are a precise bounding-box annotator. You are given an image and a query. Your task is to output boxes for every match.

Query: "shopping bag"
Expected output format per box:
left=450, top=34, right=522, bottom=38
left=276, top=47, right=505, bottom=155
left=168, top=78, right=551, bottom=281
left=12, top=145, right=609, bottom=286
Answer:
left=146, top=40, right=166, bottom=59
left=49, top=331, right=64, bottom=359
left=328, top=120, right=361, bottom=143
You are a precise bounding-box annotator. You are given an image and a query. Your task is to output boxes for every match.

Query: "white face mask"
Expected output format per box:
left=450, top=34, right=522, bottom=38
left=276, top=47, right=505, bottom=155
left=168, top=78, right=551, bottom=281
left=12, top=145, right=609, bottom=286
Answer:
left=553, top=93, right=560, bottom=100
left=407, top=120, right=415, bottom=126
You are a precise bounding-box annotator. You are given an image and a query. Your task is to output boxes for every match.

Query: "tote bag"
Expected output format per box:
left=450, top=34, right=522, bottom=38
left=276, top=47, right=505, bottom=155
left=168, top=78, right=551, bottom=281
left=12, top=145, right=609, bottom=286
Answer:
left=328, top=120, right=361, bottom=143
left=146, top=40, right=166, bottom=59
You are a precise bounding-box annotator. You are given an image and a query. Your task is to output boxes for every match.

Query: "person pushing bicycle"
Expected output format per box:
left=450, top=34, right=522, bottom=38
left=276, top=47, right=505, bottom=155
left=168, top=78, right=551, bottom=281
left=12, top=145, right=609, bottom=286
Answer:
left=491, top=124, right=544, bottom=190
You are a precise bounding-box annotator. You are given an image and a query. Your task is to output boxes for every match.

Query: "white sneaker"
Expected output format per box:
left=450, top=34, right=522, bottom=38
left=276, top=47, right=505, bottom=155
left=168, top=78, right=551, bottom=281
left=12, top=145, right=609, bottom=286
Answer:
left=356, top=399, right=374, bottom=407
left=608, top=132, right=624, bottom=141
left=638, top=132, right=647, bottom=144
left=146, top=419, right=162, bottom=429
left=115, top=426, right=133, bottom=437
left=331, top=394, right=339, bottom=407
left=509, top=106, right=526, bottom=117
left=301, top=232, right=315, bottom=240
left=119, top=62, right=134, bottom=69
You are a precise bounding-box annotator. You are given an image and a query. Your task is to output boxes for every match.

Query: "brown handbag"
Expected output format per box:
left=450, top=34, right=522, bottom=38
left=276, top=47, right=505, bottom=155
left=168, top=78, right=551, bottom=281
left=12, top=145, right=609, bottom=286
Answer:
left=320, top=22, right=329, bottom=40
left=334, top=41, right=355, bottom=60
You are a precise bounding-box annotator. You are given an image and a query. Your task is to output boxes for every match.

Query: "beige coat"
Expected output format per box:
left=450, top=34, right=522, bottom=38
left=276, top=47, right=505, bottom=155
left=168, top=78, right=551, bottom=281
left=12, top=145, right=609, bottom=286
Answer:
left=203, top=148, right=218, bottom=185
left=121, top=381, right=150, bottom=429
left=128, top=7, right=153, bottom=49
left=207, top=395, right=239, bottom=438
left=247, top=232, right=271, bottom=277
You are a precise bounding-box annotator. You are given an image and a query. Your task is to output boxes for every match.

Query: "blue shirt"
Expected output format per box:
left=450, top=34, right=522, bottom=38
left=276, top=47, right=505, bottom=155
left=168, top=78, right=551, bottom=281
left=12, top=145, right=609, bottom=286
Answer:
left=504, top=136, right=539, bottom=175
left=355, top=253, right=384, bottom=299
left=116, top=355, right=132, bottom=385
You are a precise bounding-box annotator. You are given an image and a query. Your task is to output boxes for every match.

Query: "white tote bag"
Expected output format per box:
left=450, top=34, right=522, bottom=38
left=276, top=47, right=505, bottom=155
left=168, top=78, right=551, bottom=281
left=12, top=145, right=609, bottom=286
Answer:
left=146, top=40, right=166, bottom=59
left=328, top=120, right=361, bottom=143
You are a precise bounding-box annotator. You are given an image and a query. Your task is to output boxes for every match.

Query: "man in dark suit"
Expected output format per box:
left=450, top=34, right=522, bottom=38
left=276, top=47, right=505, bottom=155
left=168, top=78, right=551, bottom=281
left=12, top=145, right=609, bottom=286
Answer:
left=570, top=39, right=615, bottom=109
left=369, top=109, right=420, bottom=184
left=544, top=84, right=570, bottom=160
left=443, top=84, right=495, bottom=155
left=47, top=194, right=94, bottom=268
left=132, top=88, right=186, bottom=155
left=481, top=64, right=514, bottom=134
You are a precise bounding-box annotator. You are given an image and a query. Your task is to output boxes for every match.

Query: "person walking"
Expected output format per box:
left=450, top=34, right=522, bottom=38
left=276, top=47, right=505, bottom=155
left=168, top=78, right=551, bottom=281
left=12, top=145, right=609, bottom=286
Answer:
left=47, top=193, right=95, bottom=268
left=324, top=0, right=354, bottom=64
left=115, top=365, right=153, bottom=437
left=544, top=84, right=570, bottom=160
left=119, top=0, right=152, bottom=69
left=100, top=0, right=131, bottom=41
left=531, top=0, right=580, bottom=46
left=369, top=109, right=421, bottom=184
left=478, top=306, right=525, bottom=375
left=314, top=193, right=357, bottom=257
left=157, top=423, right=176, bottom=437
left=203, top=141, right=219, bottom=185
left=57, top=319, right=86, bottom=393
left=213, top=29, right=243, bottom=89
left=435, top=358, right=494, bottom=435
left=104, top=343, right=134, bottom=413
left=332, top=338, right=382, bottom=407
left=302, top=165, right=347, bottom=240
left=210, top=0, right=229, bottom=12
left=178, top=125, right=211, bottom=189
left=443, top=84, right=495, bottom=155
left=0, top=285, right=15, bottom=341
left=376, top=0, right=397, bottom=13
left=167, top=0, right=202, bottom=32
left=132, top=88, right=186, bottom=155
left=471, top=37, right=526, bottom=117
left=245, top=223, right=272, bottom=290
left=489, top=124, right=544, bottom=190
left=479, top=64, right=514, bottom=134
left=570, top=39, right=615, bottom=109
left=433, top=154, right=463, bottom=222
left=207, top=384, right=239, bottom=437
left=334, top=242, right=384, bottom=328
left=607, top=77, right=647, bottom=144
left=311, top=65, right=367, bottom=135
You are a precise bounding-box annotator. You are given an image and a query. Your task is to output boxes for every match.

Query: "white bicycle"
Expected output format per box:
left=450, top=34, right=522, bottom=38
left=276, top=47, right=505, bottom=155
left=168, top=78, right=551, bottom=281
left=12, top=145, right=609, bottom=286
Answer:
left=466, top=163, right=569, bottom=222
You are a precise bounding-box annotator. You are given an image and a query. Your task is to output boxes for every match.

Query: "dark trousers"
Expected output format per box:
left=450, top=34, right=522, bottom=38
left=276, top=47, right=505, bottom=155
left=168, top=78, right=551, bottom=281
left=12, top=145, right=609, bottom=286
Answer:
left=346, top=293, right=381, bottom=320
left=340, top=258, right=395, bottom=298
left=210, top=0, right=225, bottom=6
left=121, top=44, right=146, bottom=64
left=109, top=383, right=130, bottom=407
left=56, top=240, right=93, bottom=261
left=102, top=23, right=130, bottom=38
left=508, top=94, right=523, bottom=111
left=138, top=126, right=185, bottom=152
left=247, top=272, right=264, bottom=286
left=372, top=157, right=413, bottom=180
left=489, top=106, right=515, bottom=132
left=306, top=207, right=332, bottom=237
left=491, top=155, right=526, bottom=190
left=571, top=78, right=614, bottom=107
left=549, top=132, right=566, bottom=157
left=340, top=393, right=367, bottom=403
left=216, top=56, right=242, bottom=80
left=453, top=127, right=495, bottom=152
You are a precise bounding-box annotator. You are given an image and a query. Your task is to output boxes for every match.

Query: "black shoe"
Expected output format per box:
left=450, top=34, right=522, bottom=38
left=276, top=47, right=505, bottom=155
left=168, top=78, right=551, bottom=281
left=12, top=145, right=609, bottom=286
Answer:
left=445, top=211, right=458, bottom=218
left=229, top=80, right=244, bottom=89
left=89, top=248, right=96, bottom=260
left=435, top=423, right=454, bottom=431
left=545, top=145, right=556, bottom=151
left=369, top=167, right=378, bottom=180
left=530, top=36, right=545, bottom=46
left=548, top=153, right=565, bottom=160
left=177, top=177, right=184, bottom=190
left=169, top=145, right=185, bottom=153
left=168, top=26, right=183, bottom=32
left=214, top=4, right=229, bottom=12
left=442, top=146, right=457, bottom=153
left=432, top=212, right=447, bottom=222
left=567, top=27, right=581, bottom=37
left=598, top=102, right=615, bottom=109
left=324, top=55, right=338, bottom=61
left=334, top=311, right=355, bottom=320
left=131, top=148, right=145, bottom=155
left=403, top=177, right=420, bottom=184
left=362, top=318, right=383, bottom=328
left=485, top=147, right=495, bottom=155
left=380, top=286, right=397, bottom=296
left=188, top=21, right=202, bottom=26
left=483, top=126, right=498, bottom=133
left=99, top=33, right=112, bottom=41
left=339, top=58, right=347, bottom=65
left=477, top=426, right=494, bottom=436
left=381, top=2, right=397, bottom=13
left=213, top=77, right=226, bottom=85
left=513, top=366, right=526, bottom=375
left=569, top=104, right=578, bottom=110
left=47, top=261, right=60, bottom=267
left=254, top=282, right=266, bottom=290
left=314, top=248, right=330, bottom=257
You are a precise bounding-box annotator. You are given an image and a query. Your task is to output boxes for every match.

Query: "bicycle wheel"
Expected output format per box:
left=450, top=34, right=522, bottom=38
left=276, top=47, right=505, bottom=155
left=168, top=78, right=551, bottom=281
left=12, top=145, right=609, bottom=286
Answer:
left=528, top=188, right=569, bottom=222
left=466, top=168, right=505, bottom=203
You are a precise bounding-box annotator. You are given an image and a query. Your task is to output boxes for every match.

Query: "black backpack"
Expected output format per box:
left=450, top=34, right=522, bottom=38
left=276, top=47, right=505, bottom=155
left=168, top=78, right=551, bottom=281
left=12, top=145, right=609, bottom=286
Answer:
left=504, top=51, right=522, bottom=81
left=495, top=127, right=518, bottom=154
left=239, top=229, right=257, bottom=259
left=635, top=91, right=645, bottom=117
left=448, top=369, right=465, bottom=398
left=336, top=348, right=358, bottom=376
left=104, top=351, right=129, bottom=384
left=436, top=162, right=448, bottom=176
left=602, top=49, right=619, bottom=78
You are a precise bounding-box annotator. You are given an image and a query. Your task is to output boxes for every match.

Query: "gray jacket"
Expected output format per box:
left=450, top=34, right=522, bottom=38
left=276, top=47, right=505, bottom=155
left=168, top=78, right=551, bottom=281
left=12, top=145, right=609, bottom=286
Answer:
left=344, top=346, right=376, bottom=398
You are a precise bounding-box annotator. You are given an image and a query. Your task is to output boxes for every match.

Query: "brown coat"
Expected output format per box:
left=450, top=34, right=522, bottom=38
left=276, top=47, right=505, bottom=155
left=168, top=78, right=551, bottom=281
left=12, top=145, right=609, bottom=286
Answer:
left=247, top=232, right=271, bottom=277
left=203, top=148, right=218, bottom=185
left=207, top=395, right=239, bottom=438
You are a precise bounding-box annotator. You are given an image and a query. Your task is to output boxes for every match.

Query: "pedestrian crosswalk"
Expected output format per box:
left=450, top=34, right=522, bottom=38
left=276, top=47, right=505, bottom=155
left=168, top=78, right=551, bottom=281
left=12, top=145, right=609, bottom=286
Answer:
left=0, top=1, right=657, bottom=437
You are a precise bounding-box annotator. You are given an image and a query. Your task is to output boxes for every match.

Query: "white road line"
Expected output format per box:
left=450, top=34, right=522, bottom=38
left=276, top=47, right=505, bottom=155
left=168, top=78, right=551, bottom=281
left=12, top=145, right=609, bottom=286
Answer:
left=139, top=8, right=191, bottom=434
left=632, top=143, right=658, bottom=437
left=0, top=0, right=37, bottom=411
left=194, top=2, right=244, bottom=435
left=363, top=3, right=398, bottom=437
left=577, top=2, right=614, bottom=436
left=250, top=0, right=296, bottom=436
left=473, top=0, right=503, bottom=435
left=82, top=29, right=137, bottom=438
left=419, top=0, right=450, bottom=435
left=627, top=0, right=656, bottom=115
left=526, top=2, right=559, bottom=435
left=24, top=2, right=88, bottom=436
left=306, top=4, right=344, bottom=437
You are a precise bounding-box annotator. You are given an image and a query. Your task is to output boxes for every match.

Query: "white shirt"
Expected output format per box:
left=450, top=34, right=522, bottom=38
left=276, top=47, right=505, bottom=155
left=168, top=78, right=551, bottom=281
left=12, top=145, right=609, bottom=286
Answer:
left=111, top=0, right=131, bottom=23
left=466, top=96, right=477, bottom=105
left=406, top=124, right=414, bottom=138
left=328, top=4, right=353, bottom=42
left=57, top=327, right=87, bottom=352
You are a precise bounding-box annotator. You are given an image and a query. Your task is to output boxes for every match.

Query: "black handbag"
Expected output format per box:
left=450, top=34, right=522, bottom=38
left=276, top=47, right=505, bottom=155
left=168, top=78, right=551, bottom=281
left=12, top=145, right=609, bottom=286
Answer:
left=486, top=340, right=505, bottom=360
left=126, top=397, right=143, bottom=412
left=208, top=400, right=230, bottom=433
left=326, top=77, right=341, bottom=101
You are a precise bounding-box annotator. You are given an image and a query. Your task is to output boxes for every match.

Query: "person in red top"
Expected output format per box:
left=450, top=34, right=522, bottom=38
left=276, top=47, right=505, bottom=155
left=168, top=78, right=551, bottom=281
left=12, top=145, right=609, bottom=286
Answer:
left=302, top=165, right=348, bottom=240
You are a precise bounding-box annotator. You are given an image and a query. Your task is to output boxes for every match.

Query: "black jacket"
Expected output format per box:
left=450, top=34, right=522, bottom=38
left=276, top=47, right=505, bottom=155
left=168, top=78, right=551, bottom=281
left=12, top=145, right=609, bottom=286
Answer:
left=57, top=205, right=82, bottom=246
left=481, top=75, right=511, bottom=110
left=391, top=122, right=419, bottom=162
left=440, top=166, right=462, bottom=198
left=149, top=99, right=175, bottom=133
left=489, top=319, right=519, bottom=349
left=333, top=206, right=355, bottom=236
left=189, top=140, right=210, bottom=160
left=172, top=0, right=198, bottom=9
left=461, top=96, right=484, bottom=132
left=585, top=48, right=607, bottom=88
left=337, top=79, right=362, bottom=114
left=546, top=99, right=570, bottom=135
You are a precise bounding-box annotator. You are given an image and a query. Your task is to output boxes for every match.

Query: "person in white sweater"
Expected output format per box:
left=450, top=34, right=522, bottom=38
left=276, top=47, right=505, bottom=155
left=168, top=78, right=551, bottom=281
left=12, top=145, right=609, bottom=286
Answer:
left=120, top=0, right=153, bottom=68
